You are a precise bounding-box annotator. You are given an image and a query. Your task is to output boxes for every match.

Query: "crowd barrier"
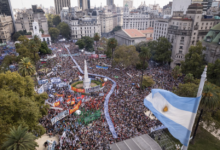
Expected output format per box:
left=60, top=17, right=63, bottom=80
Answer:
left=64, top=45, right=118, bottom=138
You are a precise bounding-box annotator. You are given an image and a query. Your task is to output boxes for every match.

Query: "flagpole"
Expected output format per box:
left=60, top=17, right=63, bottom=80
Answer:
left=182, top=66, right=207, bottom=150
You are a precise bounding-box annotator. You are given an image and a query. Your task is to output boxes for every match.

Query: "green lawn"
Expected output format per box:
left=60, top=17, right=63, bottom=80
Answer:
left=164, top=127, right=220, bottom=150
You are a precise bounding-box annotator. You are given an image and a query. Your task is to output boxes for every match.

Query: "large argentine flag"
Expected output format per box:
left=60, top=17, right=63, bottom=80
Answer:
left=144, top=89, right=201, bottom=146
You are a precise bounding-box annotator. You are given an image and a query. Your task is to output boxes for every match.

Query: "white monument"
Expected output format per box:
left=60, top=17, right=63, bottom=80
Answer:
left=83, top=60, right=91, bottom=89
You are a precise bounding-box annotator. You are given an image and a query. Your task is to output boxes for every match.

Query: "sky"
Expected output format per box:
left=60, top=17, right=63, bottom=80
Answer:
left=10, top=0, right=171, bottom=9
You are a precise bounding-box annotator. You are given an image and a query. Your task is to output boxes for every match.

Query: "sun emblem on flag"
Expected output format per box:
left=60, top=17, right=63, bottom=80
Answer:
left=163, top=105, right=168, bottom=112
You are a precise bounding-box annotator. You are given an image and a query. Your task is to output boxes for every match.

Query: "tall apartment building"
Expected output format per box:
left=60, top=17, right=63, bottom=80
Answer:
left=168, top=3, right=218, bottom=68
left=15, top=5, right=49, bottom=34
left=192, top=0, right=209, bottom=14
left=163, top=2, right=172, bottom=18
left=107, top=0, right=114, bottom=6
left=99, top=7, right=118, bottom=37
left=123, top=4, right=151, bottom=30
left=0, top=14, right=14, bottom=43
left=153, top=19, right=169, bottom=40
left=0, top=0, right=15, bottom=31
left=78, top=0, right=90, bottom=10
left=123, top=0, right=133, bottom=10
left=54, top=0, right=70, bottom=15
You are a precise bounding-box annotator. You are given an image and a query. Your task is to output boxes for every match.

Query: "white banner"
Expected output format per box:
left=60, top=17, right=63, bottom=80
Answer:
left=38, top=85, right=44, bottom=94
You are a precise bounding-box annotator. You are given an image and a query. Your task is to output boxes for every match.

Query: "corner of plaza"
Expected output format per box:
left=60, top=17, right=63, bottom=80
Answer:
left=1, top=0, right=220, bottom=150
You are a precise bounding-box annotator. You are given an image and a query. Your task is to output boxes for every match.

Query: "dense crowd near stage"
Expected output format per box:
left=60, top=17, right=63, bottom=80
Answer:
left=38, top=42, right=184, bottom=150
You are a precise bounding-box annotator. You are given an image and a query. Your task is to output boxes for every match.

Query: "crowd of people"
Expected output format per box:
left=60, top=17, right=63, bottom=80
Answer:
left=38, top=42, right=183, bottom=150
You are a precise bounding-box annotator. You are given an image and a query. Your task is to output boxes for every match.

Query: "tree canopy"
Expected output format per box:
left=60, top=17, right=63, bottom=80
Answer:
left=0, top=71, right=48, bottom=145
left=39, top=41, right=52, bottom=54
left=75, top=39, right=85, bottom=49
left=49, top=27, right=60, bottom=42
left=181, top=41, right=206, bottom=78
left=18, top=57, right=36, bottom=77
left=82, top=36, right=94, bottom=51
left=114, top=45, right=139, bottom=68
left=2, top=125, right=38, bottom=150
left=57, top=22, right=71, bottom=39
left=142, top=76, right=155, bottom=88
left=52, top=15, right=61, bottom=27
left=148, top=37, right=172, bottom=64
left=207, top=59, right=220, bottom=87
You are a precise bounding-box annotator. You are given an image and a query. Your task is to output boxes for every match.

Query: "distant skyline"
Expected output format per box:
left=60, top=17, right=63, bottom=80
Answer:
left=10, top=0, right=171, bottom=9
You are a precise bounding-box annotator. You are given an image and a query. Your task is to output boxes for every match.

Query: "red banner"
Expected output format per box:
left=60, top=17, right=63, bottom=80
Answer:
left=90, top=54, right=98, bottom=58
left=71, top=87, right=85, bottom=93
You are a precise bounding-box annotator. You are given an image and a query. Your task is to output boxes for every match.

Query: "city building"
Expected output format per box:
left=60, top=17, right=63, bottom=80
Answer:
left=123, top=4, right=151, bottom=30
left=25, top=22, right=51, bottom=45
left=117, top=7, right=123, bottom=27
left=0, top=14, right=14, bottom=43
left=192, top=0, right=209, bottom=14
left=163, top=2, right=172, bottom=18
left=171, top=0, right=191, bottom=15
left=0, top=0, right=15, bottom=31
left=99, top=6, right=118, bottom=37
left=168, top=3, right=219, bottom=68
left=15, top=5, right=49, bottom=34
left=123, top=0, right=133, bottom=10
left=140, top=27, right=154, bottom=41
left=61, top=8, right=101, bottom=40
left=107, top=0, right=114, bottom=6
left=202, top=23, right=220, bottom=63
left=54, top=0, right=70, bottom=15
left=207, top=1, right=220, bottom=15
left=78, top=0, right=90, bottom=10
left=153, top=19, right=169, bottom=40
left=115, top=29, right=146, bottom=45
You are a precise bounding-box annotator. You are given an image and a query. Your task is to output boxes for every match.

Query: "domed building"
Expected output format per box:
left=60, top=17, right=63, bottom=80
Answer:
left=203, top=23, right=220, bottom=63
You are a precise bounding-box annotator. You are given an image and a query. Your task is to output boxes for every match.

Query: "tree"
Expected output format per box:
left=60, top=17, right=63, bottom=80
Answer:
left=149, top=37, right=172, bottom=64
left=136, top=47, right=151, bottom=90
left=0, top=71, right=48, bottom=145
left=113, top=26, right=122, bottom=32
left=29, top=36, right=41, bottom=65
left=17, top=35, right=29, bottom=46
left=207, top=59, right=220, bottom=87
left=82, top=36, right=94, bottom=51
left=184, top=73, right=194, bottom=83
left=107, top=38, right=118, bottom=66
left=142, top=75, right=155, bottom=88
left=135, top=41, right=149, bottom=52
left=94, top=33, right=100, bottom=46
left=46, top=14, right=54, bottom=28
left=181, top=41, right=206, bottom=78
left=39, top=41, right=52, bottom=54
left=114, top=45, right=139, bottom=68
left=12, top=32, right=22, bottom=41
left=18, top=57, right=36, bottom=77
left=192, top=82, right=220, bottom=143
left=57, top=22, right=71, bottom=39
left=53, top=15, right=61, bottom=27
left=39, top=28, right=44, bottom=34
left=49, top=27, right=60, bottom=42
left=172, top=66, right=182, bottom=88
left=75, top=39, right=85, bottom=49
left=174, top=80, right=220, bottom=143
left=1, top=125, right=38, bottom=150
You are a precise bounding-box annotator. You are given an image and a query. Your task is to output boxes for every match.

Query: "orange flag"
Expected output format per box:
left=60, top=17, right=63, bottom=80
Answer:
left=53, top=101, right=60, bottom=107
left=71, top=99, right=75, bottom=105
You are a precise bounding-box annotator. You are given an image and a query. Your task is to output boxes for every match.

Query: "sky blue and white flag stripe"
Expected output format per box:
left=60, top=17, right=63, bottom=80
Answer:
left=144, top=89, right=201, bottom=146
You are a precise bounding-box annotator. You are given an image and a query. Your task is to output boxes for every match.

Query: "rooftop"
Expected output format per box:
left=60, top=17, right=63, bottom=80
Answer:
left=140, top=27, right=154, bottom=34
left=123, top=29, right=145, bottom=38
